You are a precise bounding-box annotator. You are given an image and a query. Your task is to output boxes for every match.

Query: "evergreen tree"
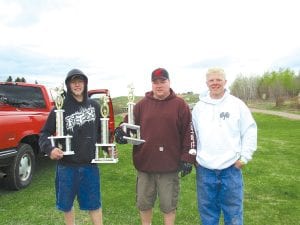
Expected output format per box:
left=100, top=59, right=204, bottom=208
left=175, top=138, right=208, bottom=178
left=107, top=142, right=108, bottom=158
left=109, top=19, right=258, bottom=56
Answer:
left=6, top=76, right=13, bottom=82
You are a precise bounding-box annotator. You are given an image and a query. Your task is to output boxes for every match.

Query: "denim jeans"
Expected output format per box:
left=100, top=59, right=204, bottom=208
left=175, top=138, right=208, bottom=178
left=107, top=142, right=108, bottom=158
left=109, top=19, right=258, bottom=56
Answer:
left=196, top=165, right=243, bottom=225
left=56, top=164, right=101, bottom=212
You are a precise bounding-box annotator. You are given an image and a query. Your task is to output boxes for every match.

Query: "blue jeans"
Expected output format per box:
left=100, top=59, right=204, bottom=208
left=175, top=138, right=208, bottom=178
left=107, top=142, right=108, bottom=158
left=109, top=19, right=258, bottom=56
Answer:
left=196, top=165, right=243, bottom=225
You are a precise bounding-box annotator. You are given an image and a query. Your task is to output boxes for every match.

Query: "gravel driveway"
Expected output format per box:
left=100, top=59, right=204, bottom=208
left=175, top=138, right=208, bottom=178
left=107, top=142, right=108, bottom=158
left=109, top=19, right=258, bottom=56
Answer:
left=250, top=108, right=300, bottom=120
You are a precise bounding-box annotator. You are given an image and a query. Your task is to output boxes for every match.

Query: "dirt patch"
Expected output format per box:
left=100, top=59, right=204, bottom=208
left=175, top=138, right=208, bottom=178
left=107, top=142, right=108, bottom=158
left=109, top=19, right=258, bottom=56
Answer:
left=250, top=108, right=300, bottom=120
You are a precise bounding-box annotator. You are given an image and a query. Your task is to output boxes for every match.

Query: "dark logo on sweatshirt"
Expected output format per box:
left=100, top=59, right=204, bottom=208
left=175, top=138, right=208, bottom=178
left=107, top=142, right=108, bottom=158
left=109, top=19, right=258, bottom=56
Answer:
left=220, top=112, right=230, bottom=120
left=65, top=106, right=96, bottom=131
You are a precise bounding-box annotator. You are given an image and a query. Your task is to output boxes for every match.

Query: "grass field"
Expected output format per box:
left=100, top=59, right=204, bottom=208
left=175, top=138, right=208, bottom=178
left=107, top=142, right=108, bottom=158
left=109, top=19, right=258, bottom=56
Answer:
left=0, top=113, right=299, bottom=225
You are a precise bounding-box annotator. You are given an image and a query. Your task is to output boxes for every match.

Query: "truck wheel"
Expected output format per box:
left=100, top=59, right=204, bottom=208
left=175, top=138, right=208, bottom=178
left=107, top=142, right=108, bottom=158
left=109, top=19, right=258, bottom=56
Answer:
left=4, top=143, right=35, bottom=190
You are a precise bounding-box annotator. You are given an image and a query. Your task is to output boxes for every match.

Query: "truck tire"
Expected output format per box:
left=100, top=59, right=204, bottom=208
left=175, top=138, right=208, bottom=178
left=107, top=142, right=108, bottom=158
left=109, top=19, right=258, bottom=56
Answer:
left=4, top=143, right=35, bottom=190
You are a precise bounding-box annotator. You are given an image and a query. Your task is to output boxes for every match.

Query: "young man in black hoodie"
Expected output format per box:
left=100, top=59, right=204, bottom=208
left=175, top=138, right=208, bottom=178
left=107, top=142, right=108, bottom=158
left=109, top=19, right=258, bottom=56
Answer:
left=39, top=69, right=104, bottom=225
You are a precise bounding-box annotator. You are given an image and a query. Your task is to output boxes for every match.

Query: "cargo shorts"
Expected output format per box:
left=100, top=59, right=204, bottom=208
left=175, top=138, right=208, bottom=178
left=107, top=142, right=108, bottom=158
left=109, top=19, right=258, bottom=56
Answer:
left=136, top=171, right=179, bottom=213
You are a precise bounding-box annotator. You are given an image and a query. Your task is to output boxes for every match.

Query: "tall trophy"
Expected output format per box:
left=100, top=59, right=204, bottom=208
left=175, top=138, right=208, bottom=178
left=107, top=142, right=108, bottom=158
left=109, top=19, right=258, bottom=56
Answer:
left=92, top=95, right=118, bottom=163
left=48, top=84, right=74, bottom=155
left=121, top=84, right=145, bottom=145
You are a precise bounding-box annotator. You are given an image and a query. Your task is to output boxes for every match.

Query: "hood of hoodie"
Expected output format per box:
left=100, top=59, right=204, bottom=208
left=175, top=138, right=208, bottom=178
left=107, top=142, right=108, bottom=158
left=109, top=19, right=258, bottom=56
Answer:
left=199, top=88, right=230, bottom=105
left=64, top=69, right=88, bottom=102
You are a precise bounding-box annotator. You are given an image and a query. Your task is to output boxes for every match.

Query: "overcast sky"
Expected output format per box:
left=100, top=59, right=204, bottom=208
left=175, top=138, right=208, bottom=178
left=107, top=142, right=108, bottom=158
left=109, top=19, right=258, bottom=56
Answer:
left=1, top=0, right=300, bottom=97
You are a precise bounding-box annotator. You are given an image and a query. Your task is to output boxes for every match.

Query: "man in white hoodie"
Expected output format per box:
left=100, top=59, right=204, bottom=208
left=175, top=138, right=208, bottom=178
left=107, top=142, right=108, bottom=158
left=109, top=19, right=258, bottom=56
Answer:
left=192, top=68, right=257, bottom=225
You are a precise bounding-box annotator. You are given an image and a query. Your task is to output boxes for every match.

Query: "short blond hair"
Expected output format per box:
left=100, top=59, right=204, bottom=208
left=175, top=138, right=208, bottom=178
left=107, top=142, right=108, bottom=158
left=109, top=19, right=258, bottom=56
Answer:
left=206, top=68, right=226, bottom=80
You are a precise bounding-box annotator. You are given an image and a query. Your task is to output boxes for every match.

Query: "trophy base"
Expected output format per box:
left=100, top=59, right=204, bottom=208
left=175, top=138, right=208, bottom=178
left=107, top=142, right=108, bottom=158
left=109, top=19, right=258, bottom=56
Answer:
left=91, top=158, right=119, bottom=164
left=48, top=135, right=73, bottom=139
left=95, top=143, right=116, bottom=147
left=63, top=151, right=75, bottom=155
left=123, top=136, right=145, bottom=145
left=92, top=143, right=117, bottom=164
left=48, top=135, right=74, bottom=155
left=121, top=123, right=140, bottom=130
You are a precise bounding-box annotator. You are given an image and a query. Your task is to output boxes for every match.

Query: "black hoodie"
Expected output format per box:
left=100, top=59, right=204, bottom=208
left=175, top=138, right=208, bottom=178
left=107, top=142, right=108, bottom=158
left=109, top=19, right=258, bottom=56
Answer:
left=39, top=69, right=101, bottom=165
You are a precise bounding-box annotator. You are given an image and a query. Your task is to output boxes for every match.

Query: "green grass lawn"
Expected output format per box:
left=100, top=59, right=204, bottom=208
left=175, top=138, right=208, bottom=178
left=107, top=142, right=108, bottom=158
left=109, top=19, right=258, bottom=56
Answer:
left=0, top=114, right=299, bottom=225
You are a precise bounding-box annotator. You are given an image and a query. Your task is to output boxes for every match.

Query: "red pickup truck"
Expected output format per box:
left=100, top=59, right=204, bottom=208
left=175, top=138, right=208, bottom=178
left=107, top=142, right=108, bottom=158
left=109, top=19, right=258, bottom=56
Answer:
left=0, top=82, right=115, bottom=190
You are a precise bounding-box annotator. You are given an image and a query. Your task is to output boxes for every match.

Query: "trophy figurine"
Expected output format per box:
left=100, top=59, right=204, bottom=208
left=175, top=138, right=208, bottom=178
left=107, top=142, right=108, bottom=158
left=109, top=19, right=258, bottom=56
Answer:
left=92, top=95, right=118, bottom=163
left=48, top=84, right=74, bottom=155
left=121, top=84, right=145, bottom=145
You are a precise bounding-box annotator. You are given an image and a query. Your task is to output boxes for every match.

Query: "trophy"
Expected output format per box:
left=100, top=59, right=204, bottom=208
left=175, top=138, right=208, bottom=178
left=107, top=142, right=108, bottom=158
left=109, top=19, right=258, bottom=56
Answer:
left=48, top=84, right=74, bottom=155
left=92, top=95, right=118, bottom=163
left=121, top=84, right=145, bottom=145
left=189, top=122, right=197, bottom=156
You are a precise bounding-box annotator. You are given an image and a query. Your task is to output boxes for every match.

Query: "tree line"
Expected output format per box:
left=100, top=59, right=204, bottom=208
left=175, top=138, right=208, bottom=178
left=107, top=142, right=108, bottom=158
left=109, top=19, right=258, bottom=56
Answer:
left=230, top=68, right=300, bottom=107
left=3, top=76, right=38, bottom=84
left=5, top=76, right=27, bottom=82
left=3, top=68, right=300, bottom=108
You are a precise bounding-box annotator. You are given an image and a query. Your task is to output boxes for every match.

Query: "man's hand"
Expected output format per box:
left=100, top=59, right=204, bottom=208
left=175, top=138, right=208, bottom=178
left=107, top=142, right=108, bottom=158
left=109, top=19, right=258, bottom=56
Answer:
left=49, top=148, right=64, bottom=160
left=108, top=147, right=118, bottom=159
left=234, top=160, right=245, bottom=169
left=114, top=127, right=128, bottom=144
left=179, top=161, right=193, bottom=177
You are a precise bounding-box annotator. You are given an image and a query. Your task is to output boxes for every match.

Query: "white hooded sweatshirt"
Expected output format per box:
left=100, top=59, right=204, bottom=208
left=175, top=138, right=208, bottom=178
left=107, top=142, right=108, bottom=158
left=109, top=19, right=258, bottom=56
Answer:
left=192, top=90, right=257, bottom=170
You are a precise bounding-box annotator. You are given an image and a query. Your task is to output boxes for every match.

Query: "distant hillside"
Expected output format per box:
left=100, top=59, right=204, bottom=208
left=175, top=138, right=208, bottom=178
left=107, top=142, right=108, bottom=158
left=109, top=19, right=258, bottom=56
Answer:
left=112, top=92, right=199, bottom=115
left=177, top=92, right=199, bottom=104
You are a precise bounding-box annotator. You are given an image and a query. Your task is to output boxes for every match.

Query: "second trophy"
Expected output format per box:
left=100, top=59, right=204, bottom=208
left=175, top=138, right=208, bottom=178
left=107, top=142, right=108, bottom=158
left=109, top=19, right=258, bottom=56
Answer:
left=92, top=95, right=118, bottom=163
left=121, top=84, right=145, bottom=145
